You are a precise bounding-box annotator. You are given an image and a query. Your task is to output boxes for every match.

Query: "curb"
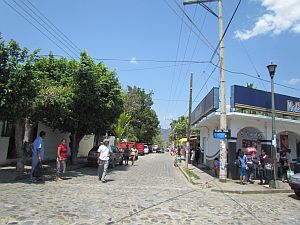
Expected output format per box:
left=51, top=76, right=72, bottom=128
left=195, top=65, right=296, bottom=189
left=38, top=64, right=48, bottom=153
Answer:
left=177, top=164, right=293, bottom=194
left=211, top=188, right=294, bottom=194
left=178, top=165, right=194, bottom=184
left=178, top=165, right=211, bottom=188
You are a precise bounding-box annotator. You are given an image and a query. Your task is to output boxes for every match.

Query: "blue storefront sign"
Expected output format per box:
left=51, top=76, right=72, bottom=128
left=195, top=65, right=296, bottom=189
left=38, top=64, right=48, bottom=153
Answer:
left=231, top=85, right=300, bottom=116
left=191, top=87, right=219, bottom=124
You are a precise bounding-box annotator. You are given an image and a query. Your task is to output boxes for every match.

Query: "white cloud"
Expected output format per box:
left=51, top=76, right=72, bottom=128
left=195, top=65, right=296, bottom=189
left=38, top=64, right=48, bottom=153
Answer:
left=235, top=0, right=300, bottom=40
left=130, top=57, right=138, bottom=64
left=286, top=78, right=300, bottom=85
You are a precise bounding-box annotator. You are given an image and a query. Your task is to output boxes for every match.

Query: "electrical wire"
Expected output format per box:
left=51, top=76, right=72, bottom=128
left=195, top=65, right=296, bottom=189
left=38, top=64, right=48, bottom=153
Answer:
left=172, top=0, right=216, bottom=53
left=118, top=62, right=199, bottom=72
left=12, top=0, right=78, bottom=58
left=210, top=61, right=300, bottom=92
left=2, top=0, right=74, bottom=58
left=165, top=5, right=185, bottom=123
left=23, top=0, right=81, bottom=54
left=172, top=3, right=198, bottom=111
left=210, top=0, right=241, bottom=62
left=163, top=0, right=216, bottom=54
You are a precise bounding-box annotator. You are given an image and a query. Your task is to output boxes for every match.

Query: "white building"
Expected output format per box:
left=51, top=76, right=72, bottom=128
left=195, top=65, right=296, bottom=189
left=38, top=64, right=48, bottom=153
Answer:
left=192, top=85, right=300, bottom=179
left=0, top=122, right=95, bottom=165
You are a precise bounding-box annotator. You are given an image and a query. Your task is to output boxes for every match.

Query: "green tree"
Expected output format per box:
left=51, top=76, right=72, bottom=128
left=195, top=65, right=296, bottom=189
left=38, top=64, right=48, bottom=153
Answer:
left=247, top=83, right=256, bottom=89
left=169, top=116, right=188, bottom=142
left=34, top=52, right=123, bottom=163
left=0, top=37, right=39, bottom=173
left=124, top=86, right=159, bottom=143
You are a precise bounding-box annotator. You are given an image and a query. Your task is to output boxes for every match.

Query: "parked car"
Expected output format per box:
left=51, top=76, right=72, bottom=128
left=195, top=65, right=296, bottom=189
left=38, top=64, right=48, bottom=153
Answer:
left=289, top=173, right=300, bottom=197
left=87, top=145, right=123, bottom=167
left=152, top=144, right=158, bottom=153
left=144, top=145, right=149, bottom=154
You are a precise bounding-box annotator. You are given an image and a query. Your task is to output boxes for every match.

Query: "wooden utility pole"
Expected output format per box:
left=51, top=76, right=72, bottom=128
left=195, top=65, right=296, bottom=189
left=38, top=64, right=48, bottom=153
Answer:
left=186, top=73, right=193, bottom=169
left=183, top=0, right=227, bottom=181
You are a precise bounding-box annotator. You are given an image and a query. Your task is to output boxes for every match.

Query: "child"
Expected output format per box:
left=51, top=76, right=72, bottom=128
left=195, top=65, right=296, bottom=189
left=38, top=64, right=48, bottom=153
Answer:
left=213, top=157, right=220, bottom=177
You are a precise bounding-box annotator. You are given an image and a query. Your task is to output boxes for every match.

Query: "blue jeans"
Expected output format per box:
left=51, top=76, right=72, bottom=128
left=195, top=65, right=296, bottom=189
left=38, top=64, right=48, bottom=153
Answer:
left=30, top=156, right=39, bottom=180
left=98, top=160, right=109, bottom=181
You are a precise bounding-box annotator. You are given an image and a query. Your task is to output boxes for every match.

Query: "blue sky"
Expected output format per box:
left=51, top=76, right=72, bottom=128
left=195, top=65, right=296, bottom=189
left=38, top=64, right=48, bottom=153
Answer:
left=1, top=0, right=300, bottom=128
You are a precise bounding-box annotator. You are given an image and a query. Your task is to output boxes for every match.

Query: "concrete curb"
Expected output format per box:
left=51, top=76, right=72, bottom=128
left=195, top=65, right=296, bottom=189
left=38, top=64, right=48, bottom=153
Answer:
left=178, top=165, right=194, bottom=184
left=178, top=165, right=212, bottom=188
left=211, top=188, right=294, bottom=194
left=177, top=163, right=293, bottom=194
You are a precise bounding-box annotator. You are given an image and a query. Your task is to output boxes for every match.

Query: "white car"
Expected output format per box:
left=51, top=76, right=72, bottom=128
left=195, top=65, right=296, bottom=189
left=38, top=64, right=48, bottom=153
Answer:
left=144, top=145, right=149, bottom=154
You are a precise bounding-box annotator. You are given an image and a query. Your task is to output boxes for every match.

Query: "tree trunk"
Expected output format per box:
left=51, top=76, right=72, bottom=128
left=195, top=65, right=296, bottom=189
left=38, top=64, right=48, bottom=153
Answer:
left=15, top=119, right=24, bottom=174
left=70, top=131, right=84, bottom=165
left=23, top=118, right=33, bottom=143
left=70, top=131, right=77, bottom=165
left=23, top=118, right=34, bottom=159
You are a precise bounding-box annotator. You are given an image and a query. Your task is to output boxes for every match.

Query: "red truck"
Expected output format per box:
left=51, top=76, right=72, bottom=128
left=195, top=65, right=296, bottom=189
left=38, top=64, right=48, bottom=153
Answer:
left=118, top=142, right=144, bottom=156
left=136, top=143, right=144, bottom=155
left=118, top=142, right=135, bottom=151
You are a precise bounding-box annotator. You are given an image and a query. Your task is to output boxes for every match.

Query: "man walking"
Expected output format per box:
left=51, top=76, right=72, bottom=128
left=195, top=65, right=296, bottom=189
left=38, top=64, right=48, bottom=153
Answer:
left=97, top=139, right=112, bottom=183
left=30, top=131, right=46, bottom=182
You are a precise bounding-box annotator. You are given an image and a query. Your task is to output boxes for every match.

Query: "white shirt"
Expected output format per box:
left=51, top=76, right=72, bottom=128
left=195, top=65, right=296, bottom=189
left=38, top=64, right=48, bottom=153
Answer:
left=97, top=145, right=112, bottom=161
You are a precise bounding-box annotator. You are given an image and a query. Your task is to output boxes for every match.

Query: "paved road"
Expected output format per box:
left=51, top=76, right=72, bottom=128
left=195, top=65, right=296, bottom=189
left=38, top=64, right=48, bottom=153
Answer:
left=0, top=153, right=300, bottom=225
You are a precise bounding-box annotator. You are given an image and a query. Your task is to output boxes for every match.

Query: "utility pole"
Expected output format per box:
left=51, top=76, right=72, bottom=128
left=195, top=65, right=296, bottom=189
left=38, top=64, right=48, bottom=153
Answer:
left=186, top=73, right=193, bottom=169
left=183, top=0, right=227, bottom=181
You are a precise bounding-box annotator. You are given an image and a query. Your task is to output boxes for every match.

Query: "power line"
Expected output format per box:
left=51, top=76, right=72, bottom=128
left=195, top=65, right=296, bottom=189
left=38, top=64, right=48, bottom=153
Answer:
left=172, top=4, right=198, bottom=110
left=12, top=0, right=78, bottom=58
left=118, top=62, right=199, bottom=72
left=172, top=0, right=216, bottom=53
left=2, top=0, right=74, bottom=58
left=93, top=58, right=210, bottom=64
left=23, top=0, right=81, bottom=54
left=221, top=2, right=268, bottom=92
left=210, top=0, right=241, bottom=62
left=210, top=62, right=300, bottom=92
left=182, top=60, right=220, bottom=116
left=177, top=4, right=210, bottom=107
left=163, top=0, right=216, bottom=53
left=193, top=60, right=219, bottom=103
left=165, top=4, right=185, bottom=124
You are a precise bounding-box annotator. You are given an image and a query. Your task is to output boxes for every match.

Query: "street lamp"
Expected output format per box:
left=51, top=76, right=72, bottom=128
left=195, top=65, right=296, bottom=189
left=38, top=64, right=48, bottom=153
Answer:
left=267, top=63, right=279, bottom=189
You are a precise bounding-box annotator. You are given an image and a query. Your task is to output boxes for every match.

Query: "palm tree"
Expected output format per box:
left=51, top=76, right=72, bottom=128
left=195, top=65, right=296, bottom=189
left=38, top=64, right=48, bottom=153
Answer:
left=112, top=112, right=131, bottom=144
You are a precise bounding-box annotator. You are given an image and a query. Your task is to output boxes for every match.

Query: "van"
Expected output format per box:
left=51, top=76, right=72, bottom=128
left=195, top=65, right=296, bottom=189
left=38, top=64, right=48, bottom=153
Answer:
left=144, top=145, right=149, bottom=154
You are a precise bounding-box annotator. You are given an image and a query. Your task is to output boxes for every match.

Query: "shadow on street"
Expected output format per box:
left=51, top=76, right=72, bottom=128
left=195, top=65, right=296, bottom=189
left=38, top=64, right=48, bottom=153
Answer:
left=0, top=158, right=129, bottom=184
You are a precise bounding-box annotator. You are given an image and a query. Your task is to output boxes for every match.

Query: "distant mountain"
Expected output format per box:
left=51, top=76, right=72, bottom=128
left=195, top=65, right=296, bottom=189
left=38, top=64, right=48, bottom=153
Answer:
left=161, top=128, right=171, bottom=141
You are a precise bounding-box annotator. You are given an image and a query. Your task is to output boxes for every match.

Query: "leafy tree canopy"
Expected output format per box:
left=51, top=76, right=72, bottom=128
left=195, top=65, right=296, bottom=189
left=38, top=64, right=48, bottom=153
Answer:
left=123, top=86, right=159, bottom=143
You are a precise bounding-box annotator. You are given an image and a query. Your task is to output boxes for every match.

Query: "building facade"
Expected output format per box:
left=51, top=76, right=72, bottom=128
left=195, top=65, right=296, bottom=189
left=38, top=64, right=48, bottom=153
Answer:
left=0, top=122, right=95, bottom=165
left=192, top=85, right=300, bottom=179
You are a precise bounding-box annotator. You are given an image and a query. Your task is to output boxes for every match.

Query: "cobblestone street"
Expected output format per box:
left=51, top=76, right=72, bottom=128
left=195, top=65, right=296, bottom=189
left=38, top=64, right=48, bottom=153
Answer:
left=1, top=153, right=300, bottom=225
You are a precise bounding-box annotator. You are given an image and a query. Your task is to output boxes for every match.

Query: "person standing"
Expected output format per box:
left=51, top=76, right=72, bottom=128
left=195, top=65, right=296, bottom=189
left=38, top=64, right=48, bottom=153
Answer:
left=213, top=157, right=220, bottom=177
left=56, top=139, right=68, bottom=182
left=131, top=146, right=138, bottom=166
left=287, top=149, right=294, bottom=171
left=246, top=152, right=255, bottom=183
left=258, top=149, right=270, bottom=185
left=195, top=146, right=200, bottom=165
left=30, top=131, right=46, bottom=182
left=239, top=151, right=247, bottom=185
left=124, top=145, right=130, bottom=166
left=97, top=139, right=112, bottom=183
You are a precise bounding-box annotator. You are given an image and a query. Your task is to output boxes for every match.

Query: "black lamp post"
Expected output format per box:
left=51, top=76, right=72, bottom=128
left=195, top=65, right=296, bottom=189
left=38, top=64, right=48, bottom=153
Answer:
left=267, top=63, right=279, bottom=188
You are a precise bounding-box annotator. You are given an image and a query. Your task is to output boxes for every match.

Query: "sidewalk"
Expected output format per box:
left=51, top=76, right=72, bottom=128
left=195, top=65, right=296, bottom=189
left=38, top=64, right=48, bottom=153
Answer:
left=0, top=157, right=87, bottom=183
left=178, top=161, right=293, bottom=194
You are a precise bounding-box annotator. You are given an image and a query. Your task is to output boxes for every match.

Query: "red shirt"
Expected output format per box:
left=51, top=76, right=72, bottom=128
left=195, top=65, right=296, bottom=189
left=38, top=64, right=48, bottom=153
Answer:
left=59, top=144, right=68, bottom=159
